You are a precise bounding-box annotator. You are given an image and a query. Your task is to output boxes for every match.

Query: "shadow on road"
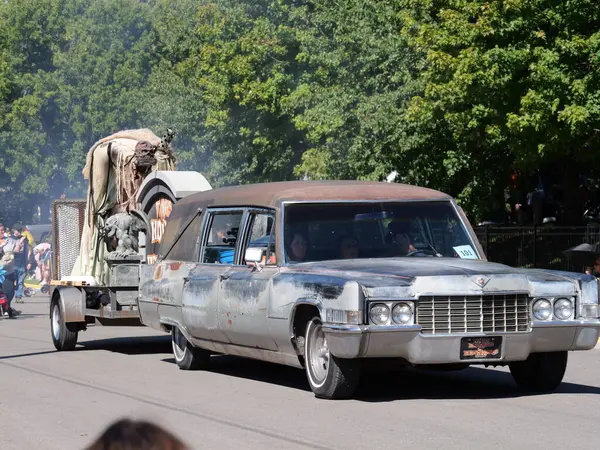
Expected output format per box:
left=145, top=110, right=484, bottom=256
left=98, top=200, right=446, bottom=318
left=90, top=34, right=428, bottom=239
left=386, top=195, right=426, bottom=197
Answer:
left=78, top=335, right=172, bottom=355
left=167, top=355, right=600, bottom=402
left=353, top=367, right=600, bottom=402
left=72, top=335, right=600, bottom=401
left=0, top=350, right=58, bottom=360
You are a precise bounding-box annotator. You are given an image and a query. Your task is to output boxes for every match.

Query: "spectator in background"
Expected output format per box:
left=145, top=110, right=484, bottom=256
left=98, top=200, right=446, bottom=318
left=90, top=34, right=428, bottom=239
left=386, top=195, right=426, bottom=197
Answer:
left=6, top=223, right=29, bottom=303
left=23, top=226, right=35, bottom=247
left=585, top=256, right=600, bottom=278
left=0, top=223, right=6, bottom=259
left=85, top=418, right=189, bottom=450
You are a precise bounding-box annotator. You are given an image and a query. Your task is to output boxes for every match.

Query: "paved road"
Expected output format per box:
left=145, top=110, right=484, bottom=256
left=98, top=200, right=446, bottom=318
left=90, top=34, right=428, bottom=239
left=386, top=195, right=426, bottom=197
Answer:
left=1, top=295, right=600, bottom=450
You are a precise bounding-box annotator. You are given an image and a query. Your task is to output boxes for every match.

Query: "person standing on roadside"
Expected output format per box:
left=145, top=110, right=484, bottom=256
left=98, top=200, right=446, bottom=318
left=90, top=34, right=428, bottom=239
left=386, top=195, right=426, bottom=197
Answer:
left=6, top=223, right=29, bottom=304
left=0, top=223, right=6, bottom=259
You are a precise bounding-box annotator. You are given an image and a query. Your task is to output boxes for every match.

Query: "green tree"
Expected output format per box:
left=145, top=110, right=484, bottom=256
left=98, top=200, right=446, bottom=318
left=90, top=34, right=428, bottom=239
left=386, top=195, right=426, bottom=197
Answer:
left=0, top=0, right=73, bottom=224
left=400, top=0, right=600, bottom=223
left=152, top=0, right=305, bottom=186
left=0, top=0, right=164, bottom=223
left=288, top=0, right=421, bottom=183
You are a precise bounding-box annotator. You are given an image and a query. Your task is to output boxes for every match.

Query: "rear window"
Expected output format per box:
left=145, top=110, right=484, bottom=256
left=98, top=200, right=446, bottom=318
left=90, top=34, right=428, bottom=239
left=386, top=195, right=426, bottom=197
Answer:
left=163, top=214, right=203, bottom=262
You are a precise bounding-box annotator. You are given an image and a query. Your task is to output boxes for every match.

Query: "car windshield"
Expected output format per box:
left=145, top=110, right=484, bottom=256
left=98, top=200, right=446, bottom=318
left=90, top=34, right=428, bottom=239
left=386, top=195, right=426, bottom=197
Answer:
left=283, top=201, right=479, bottom=263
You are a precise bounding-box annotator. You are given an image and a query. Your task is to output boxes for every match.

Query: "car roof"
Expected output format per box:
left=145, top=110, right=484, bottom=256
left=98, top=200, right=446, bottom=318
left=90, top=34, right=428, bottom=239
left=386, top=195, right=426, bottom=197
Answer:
left=169, top=180, right=451, bottom=219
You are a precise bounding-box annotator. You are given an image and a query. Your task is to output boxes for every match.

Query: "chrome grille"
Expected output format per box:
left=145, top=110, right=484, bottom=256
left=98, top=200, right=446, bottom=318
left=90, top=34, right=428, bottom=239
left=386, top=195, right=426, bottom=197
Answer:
left=416, top=293, right=530, bottom=334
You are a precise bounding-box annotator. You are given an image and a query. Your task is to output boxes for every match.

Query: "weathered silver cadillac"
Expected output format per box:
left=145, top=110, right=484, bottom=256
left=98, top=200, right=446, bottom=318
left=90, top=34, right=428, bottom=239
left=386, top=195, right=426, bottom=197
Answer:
left=138, top=180, right=600, bottom=399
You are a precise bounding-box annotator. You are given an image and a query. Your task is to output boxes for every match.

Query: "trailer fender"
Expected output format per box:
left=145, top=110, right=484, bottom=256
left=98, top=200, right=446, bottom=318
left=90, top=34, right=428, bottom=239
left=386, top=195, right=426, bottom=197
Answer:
left=51, top=286, right=85, bottom=323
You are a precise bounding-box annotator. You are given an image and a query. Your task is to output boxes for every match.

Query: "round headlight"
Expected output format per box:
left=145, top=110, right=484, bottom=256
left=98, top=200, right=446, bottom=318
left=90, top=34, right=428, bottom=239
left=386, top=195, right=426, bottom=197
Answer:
left=553, top=298, right=573, bottom=320
left=369, top=303, right=390, bottom=325
left=392, top=303, right=413, bottom=324
left=533, top=298, right=552, bottom=320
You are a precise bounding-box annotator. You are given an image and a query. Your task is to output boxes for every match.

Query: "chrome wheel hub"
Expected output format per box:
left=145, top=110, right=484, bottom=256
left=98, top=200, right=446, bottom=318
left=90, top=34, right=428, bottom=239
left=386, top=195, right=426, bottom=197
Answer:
left=308, top=322, right=329, bottom=384
left=172, top=328, right=187, bottom=361
left=52, top=304, right=60, bottom=341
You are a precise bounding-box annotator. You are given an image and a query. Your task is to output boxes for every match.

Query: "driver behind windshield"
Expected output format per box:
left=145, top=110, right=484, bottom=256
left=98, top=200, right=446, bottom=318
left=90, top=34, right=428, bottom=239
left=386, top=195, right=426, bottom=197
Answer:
left=386, top=220, right=418, bottom=256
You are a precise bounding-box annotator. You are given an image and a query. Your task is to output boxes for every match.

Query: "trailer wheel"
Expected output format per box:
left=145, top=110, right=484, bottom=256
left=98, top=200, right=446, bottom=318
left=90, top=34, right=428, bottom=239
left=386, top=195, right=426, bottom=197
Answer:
left=51, top=301, right=78, bottom=351
left=171, top=327, right=210, bottom=370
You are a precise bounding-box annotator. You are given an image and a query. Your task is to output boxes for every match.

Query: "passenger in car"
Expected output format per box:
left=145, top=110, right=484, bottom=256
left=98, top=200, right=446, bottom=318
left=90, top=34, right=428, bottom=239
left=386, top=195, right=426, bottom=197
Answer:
left=338, top=235, right=359, bottom=259
left=287, top=232, right=308, bottom=262
left=217, top=227, right=237, bottom=264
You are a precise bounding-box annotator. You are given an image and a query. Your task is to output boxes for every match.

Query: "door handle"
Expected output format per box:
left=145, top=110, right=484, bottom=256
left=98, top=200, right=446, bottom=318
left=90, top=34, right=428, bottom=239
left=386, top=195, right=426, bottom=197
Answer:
left=183, top=276, right=191, bottom=283
left=220, top=272, right=232, bottom=281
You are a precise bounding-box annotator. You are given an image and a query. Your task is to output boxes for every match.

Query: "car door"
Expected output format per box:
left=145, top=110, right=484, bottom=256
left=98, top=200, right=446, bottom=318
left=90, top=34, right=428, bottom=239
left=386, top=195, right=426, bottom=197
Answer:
left=218, top=208, right=279, bottom=351
left=186, top=207, right=246, bottom=342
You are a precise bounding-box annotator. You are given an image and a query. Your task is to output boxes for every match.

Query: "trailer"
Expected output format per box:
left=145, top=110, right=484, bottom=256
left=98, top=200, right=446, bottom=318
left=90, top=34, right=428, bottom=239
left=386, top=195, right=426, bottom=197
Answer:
left=48, top=129, right=211, bottom=350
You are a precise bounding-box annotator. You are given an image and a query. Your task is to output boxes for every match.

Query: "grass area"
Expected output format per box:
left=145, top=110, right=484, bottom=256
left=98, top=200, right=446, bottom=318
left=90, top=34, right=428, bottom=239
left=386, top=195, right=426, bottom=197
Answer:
left=25, top=277, right=40, bottom=286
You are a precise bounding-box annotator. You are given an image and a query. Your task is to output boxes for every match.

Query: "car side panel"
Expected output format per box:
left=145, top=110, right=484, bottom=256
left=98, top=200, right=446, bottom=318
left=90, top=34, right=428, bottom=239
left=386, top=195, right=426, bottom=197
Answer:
left=183, top=263, right=231, bottom=343
left=219, top=266, right=279, bottom=350
left=138, top=261, right=194, bottom=331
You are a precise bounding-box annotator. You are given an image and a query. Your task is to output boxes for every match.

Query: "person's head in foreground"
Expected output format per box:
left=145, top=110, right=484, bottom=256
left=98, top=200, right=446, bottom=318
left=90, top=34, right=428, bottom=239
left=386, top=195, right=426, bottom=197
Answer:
left=85, top=418, right=188, bottom=450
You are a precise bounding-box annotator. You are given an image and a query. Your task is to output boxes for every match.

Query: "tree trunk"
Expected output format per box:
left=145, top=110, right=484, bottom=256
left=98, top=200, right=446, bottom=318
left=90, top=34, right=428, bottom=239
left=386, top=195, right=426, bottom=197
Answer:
left=562, top=164, right=582, bottom=226
left=40, top=197, right=51, bottom=223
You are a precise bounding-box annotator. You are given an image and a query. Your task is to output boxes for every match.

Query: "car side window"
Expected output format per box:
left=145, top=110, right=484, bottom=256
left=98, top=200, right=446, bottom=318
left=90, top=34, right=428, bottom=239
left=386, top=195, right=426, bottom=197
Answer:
left=163, top=213, right=203, bottom=262
left=202, top=211, right=244, bottom=264
left=244, top=212, right=276, bottom=265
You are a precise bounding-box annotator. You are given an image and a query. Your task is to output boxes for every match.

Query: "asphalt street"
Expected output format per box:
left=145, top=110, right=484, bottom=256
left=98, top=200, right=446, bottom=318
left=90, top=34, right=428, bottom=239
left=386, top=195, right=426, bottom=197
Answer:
left=1, top=294, right=600, bottom=450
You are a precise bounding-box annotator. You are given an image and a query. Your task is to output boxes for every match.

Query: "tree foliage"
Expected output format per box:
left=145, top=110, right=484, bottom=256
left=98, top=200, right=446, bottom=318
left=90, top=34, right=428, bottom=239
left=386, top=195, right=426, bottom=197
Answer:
left=399, top=0, right=600, bottom=220
left=1, top=0, right=600, bottom=225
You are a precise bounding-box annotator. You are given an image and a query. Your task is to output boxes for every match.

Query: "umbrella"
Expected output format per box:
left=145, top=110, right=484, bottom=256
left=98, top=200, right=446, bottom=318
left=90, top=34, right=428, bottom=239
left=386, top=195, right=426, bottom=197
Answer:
left=563, top=243, right=600, bottom=267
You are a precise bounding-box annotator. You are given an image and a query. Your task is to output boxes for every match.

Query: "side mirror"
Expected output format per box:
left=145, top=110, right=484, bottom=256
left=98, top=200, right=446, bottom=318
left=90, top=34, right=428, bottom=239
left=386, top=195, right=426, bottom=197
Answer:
left=245, top=247, right=263, bottom=263
left=244, top=247, right=264, bottom=272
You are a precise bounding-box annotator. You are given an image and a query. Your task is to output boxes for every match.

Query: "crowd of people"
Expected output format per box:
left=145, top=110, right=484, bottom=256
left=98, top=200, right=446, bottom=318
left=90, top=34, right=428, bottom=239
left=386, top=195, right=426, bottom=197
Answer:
left=0, top=222, right=52, bottom=319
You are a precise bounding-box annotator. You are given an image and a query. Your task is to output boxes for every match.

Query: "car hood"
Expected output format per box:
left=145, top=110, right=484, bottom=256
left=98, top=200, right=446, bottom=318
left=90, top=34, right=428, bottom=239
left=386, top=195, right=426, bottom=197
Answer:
left=282, top=257, right=582, bottom=298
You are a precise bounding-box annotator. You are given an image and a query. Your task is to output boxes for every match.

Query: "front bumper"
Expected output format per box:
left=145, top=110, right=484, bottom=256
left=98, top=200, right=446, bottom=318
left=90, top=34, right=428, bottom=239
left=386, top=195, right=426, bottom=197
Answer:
left=322, top=320, right=600, bottom=364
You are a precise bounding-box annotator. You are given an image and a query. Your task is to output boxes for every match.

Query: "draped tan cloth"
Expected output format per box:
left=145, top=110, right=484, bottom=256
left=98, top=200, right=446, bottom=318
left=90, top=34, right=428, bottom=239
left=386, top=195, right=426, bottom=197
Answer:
left=71, top=129, right=176, bottom=284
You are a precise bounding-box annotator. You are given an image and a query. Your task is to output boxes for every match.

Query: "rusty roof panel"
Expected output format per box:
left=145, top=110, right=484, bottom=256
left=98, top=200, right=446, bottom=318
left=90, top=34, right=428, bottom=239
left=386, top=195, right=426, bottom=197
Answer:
left=171, top=180, right=451, bottom=217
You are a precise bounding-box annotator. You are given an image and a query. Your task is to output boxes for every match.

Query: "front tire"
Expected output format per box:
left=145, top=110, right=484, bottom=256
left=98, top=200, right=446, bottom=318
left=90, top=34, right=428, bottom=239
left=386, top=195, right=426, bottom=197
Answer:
left=509, top=351, right=568, bottom=393
left=304, top=316, right=360, bottom=399
left=171, top=327, right=210, bottom=371
left=51, top=301, right=78, bottom=351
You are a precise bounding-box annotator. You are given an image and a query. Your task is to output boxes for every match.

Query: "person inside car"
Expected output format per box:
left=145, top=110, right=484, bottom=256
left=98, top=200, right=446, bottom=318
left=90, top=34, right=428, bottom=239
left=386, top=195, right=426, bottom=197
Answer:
left=338, top=235, right=359, bottom=259
left=287, top=232, right=308, bottom=262
left=385, top=220, right=418, bottom=256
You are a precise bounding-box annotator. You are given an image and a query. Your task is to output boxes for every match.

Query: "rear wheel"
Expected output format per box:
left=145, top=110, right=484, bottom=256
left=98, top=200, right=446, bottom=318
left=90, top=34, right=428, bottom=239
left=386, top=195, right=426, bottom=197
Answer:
left=509, top=351, right=568, bottom=393
left=171, top=327, right=210, bottom=371
left=304, top=317, right=360, bottom=399
left=51, top=301, right=78, bottom=351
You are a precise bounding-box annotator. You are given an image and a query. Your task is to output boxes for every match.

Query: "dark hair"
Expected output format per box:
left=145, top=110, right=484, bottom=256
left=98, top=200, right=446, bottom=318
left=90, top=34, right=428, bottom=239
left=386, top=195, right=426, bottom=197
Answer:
left=12, top=223, right=23, bottom=232
left=338, top=234, right=358, bottom=247
left=85, top=418, right=188, bottom=450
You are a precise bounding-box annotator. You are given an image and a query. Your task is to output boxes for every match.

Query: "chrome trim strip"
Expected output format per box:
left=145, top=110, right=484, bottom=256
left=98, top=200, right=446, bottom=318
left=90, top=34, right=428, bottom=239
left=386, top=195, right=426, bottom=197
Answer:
left=532, top=320, right=600, bottom=328
left=322, top=324, right=422, bottom=334
left=416, top=290, right=529, bottom=296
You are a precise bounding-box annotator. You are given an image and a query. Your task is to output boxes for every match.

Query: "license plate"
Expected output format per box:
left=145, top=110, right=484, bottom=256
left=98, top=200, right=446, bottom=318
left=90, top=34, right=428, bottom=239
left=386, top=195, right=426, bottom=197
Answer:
left=460, top=336, right=502, bottom=360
